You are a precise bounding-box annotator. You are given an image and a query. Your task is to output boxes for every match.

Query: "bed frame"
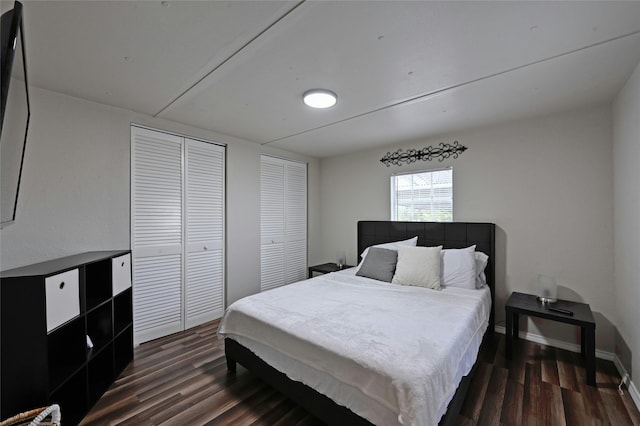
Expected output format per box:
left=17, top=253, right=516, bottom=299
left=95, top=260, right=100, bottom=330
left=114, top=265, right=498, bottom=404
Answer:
left=225, top=221, right=496, bottom=425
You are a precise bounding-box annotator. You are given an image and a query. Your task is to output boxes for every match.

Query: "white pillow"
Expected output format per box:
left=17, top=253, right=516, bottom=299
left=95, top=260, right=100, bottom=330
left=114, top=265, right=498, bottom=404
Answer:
left=391, top=245, right=442, bottom=290
left=475, top=251, right=489, bottom=288
left=442, top=245, right=477, bottom=289
left=359, top=236, right=418, bottom=263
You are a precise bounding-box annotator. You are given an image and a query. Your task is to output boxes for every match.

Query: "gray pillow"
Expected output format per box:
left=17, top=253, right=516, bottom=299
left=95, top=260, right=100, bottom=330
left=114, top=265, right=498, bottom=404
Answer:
left=355, top=247, right=398, bottom=282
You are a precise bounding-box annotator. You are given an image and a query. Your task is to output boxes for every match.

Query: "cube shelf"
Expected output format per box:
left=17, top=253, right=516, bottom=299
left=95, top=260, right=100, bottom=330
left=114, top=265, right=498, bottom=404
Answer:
left=48, top=316, right=85, bottom=392
left=49, top=367, right=87, bottom=426
left=87, top=301, right=113, bottom=358
left=88, top=342, right=114, bottom=406
left=1, top=250, right=133, bottom=423
left=85, top=259, right=112, bottom=311
left=114, top=288, right=133, bottom=335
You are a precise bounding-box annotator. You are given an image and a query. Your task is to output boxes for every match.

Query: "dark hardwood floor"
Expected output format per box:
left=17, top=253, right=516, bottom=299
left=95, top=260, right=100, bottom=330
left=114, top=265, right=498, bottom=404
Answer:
left=81, top=319, right=640, bottom=425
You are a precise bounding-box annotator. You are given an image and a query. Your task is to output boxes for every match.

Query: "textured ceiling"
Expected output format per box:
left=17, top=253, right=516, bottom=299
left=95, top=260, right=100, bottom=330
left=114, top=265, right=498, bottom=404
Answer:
left=13, top=0, right=640, bottom=158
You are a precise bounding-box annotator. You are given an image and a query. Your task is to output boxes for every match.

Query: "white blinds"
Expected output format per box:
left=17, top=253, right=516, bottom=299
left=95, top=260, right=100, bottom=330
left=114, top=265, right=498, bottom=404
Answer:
left=260, top=156, right=307, bottom=291
left=391, top=168, right=453, bottom=222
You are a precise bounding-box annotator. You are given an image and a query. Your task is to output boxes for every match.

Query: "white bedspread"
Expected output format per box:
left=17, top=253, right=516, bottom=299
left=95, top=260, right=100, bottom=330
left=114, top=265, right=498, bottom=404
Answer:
left=218, top=269, right=490, bottom=425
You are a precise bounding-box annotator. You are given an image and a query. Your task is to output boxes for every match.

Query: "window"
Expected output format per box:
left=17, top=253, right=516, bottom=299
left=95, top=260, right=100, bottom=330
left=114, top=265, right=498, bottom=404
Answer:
left=391, top=168, right=453, bottom=222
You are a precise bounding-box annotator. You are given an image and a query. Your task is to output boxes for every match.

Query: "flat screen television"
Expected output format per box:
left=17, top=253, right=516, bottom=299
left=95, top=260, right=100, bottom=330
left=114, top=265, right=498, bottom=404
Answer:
left=0, top=0, right=30, bottom=228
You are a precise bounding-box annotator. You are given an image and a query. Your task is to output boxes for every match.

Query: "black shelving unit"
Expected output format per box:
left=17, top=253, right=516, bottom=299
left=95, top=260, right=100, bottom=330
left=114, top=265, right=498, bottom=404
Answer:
left=1, top=250, right=133, bottom=425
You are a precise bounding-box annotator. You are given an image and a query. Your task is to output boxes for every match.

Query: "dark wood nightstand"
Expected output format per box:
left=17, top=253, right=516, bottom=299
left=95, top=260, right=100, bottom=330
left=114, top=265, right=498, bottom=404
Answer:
left=505, top=291, right=596, bottom=386
left=308, top=262, right=354, bottom=278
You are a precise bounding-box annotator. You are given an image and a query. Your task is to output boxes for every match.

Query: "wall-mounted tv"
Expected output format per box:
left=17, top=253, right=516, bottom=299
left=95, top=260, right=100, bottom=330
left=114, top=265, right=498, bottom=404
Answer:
left=1, top=0, right=30, bottom=228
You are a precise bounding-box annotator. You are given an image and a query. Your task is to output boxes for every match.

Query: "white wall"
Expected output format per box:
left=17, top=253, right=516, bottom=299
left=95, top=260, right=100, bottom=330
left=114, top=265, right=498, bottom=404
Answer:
left=613, top=60, right=640, bottom=380
left=0, top=84, right=624, bottom=357
left=0, top=86, right=320, bottom=307
left=319, top=105, right=616, bottom=351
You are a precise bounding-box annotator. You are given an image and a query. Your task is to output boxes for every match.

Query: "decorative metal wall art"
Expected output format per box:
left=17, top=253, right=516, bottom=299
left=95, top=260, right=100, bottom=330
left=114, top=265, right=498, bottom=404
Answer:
left=380, top=141, right=467, bottom=167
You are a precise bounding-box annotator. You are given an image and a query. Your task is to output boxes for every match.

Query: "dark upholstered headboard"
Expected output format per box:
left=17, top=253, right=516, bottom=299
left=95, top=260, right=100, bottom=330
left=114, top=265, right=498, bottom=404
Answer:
left=357, top=221, right=496, bottom=332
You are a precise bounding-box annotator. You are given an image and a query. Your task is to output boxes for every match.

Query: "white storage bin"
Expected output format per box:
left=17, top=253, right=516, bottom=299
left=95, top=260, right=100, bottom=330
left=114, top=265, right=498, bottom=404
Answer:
left=45, top=269, right=80, bottom=333
left=112, top=253, right=132, bottom=296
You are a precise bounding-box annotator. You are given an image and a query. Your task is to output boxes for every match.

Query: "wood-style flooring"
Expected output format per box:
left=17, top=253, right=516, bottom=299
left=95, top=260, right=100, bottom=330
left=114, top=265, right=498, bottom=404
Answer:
left=81, top=319, right=640, bottom=425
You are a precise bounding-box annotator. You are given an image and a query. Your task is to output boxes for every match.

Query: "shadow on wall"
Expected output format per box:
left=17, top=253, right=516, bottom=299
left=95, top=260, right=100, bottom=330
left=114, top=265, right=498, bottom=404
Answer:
left=557, top=285, right=585, bottom=303
left=556, top=286, right=616, bottom=353
left=491, top=228, right=617, bottom=354
left=493, top=225, right=508, bottom=326
left=514, top=284, right=616, bottom=353
left=615, top=327, right=633, bottom=379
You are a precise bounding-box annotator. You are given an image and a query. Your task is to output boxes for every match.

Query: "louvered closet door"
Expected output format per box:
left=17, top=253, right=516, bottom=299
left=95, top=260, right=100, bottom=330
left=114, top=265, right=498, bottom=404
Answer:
left=185, top=139, right=225, bottom=328
left=131, top=127, right=183, bottom=344
left=260, top=156, right=307, bottom=291
left=133, top=127, right=226, bottom=344
left=260, top=157, right=285, bottom=291
left=284, top=162, right=307, bottom=284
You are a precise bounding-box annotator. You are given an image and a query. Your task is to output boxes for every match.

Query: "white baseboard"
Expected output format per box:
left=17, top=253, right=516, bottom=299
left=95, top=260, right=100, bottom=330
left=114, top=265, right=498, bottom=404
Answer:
left=495, top=325, right=640, bottom=411
left=611, top=357, right=640, bottom=411
left=629, top=380, right=640, bottom=411
left=494, top=325, right=614, bottom=360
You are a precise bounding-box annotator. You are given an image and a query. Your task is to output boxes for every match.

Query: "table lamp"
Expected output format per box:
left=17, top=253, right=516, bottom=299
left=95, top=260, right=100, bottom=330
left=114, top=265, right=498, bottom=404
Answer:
left=537, top=274, right=557, bottom=303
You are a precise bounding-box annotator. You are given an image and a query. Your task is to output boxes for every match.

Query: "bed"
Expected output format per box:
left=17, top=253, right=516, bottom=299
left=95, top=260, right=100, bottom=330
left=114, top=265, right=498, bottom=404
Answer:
left=219, top=221, right=495, bottom=425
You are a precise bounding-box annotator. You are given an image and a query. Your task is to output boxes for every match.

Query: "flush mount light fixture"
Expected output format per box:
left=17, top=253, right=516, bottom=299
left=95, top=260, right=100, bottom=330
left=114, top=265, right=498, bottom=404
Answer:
left=303, top=89, right=337, bottom=109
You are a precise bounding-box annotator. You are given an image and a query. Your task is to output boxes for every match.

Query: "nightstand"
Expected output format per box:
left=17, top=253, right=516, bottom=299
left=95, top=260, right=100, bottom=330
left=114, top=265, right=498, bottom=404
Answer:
left=505, top=291, right=596, bottom=386
left=308, top=262, right=354, bottom=278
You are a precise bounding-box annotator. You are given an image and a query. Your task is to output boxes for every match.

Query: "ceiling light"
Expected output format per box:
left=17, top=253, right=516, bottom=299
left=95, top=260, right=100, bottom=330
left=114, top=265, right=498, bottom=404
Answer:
left=303, top=89, right=337, bottom=109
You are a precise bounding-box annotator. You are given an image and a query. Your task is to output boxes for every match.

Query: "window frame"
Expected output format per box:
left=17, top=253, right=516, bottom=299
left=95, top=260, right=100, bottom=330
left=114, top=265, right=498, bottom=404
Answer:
left=390, top=166, right=453, bottom=222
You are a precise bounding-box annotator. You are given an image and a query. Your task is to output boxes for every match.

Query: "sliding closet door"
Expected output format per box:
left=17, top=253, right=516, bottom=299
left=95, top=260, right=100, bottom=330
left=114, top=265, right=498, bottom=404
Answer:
left=132, top=126, right=225, bottom=344
left=184, top=139, right=225, bottom=328
left=131, top=127, right=183, bottom=344
left=260, top=156, right=307, bottom=291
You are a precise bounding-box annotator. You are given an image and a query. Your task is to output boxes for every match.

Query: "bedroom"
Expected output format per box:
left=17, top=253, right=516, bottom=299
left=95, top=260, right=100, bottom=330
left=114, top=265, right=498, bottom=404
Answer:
left=0, top=1, right=639, bottom=425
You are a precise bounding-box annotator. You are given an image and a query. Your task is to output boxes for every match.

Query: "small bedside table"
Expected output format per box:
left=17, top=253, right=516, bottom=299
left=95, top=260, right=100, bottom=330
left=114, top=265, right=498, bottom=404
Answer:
left=505, top=291, right=596, bottom=386
left=308, top=262, right=353, bottom=278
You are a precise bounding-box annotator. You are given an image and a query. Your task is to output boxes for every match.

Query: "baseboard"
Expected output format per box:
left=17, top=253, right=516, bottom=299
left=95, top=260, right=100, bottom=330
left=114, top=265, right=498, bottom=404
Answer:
left=629, top=380, right=640, bottom=411
left=494, top=325, right=614, bottom=360
left=495, top=325, right=640, bottom=411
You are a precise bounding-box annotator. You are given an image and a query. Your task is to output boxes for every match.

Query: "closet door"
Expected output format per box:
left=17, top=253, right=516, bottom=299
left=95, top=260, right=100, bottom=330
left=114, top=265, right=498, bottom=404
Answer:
left=260, top=156, right=306, bottom=291
left=132, top=126, right=226, bottom=344
left=260, top=157, right=285, bottom=291
left=284, top=161, right=307, bottom=284
left=184, top=139, right=225, bottom=328
left=131, top=127, right=183, bottom=344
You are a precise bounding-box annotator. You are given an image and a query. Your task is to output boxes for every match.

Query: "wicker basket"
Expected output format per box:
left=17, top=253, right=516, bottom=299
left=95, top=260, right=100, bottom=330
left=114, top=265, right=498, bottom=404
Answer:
left=0, top=405, right=61, bottom=426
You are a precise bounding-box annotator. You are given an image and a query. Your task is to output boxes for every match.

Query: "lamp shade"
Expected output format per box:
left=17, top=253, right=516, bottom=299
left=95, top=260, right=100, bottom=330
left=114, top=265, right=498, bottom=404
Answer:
left=537, top=274, right=557, bottom=303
